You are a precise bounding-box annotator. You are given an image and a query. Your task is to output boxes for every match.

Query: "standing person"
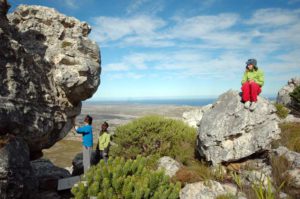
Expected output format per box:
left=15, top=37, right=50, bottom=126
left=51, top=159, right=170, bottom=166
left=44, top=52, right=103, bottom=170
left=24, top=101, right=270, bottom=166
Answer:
left=75, top=115, right=93, bottom=173
left=241, top=58, right=264, bottom=111
left=96, top=122, right=111, bottom=163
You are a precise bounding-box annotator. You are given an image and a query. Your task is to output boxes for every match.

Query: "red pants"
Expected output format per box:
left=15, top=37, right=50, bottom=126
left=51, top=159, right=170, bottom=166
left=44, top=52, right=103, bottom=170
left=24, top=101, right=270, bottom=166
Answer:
left=241, top=82, right=261, bottom=102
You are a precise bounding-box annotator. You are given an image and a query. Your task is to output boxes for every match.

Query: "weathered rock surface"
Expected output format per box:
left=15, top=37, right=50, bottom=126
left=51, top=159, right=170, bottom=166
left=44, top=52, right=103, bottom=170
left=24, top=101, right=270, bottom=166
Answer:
left=0, top=137, right=38, bottom=198
left=31, top=159, right=70, bottom=191
left=1, top=4, right=100, bottom=156
left=197, top=90, right=280, bottom=165
left=180, top=180, right=244, bottom=199
left=272, top=146, right=300, bottom=168
left=157, top=156, right=182, bottom=177
left=0, top=1, right=100, bottom=198
left=277, top=77, right=300, bottom=113
left=182, top=104, right=212, bottom=128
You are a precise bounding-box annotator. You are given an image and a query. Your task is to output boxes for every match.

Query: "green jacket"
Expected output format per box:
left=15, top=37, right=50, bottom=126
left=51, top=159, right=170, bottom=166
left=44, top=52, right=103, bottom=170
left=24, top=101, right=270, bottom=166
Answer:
left=98, top=132, right=110, bottom=150
left=241, top=69, right=264, bottom=86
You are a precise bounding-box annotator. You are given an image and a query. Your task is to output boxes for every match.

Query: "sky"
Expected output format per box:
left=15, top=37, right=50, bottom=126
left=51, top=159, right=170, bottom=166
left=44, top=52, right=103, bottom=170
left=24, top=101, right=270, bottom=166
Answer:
left=9, top=0, right=300, bottom=100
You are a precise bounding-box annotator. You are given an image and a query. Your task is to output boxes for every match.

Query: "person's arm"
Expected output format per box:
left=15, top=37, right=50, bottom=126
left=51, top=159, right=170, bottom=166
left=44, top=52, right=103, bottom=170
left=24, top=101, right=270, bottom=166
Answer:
left=241, top=72, right=247, bottom=85
left=76, top=126, right=88, bottom=135
left=255, top=70, right=264, bottom=87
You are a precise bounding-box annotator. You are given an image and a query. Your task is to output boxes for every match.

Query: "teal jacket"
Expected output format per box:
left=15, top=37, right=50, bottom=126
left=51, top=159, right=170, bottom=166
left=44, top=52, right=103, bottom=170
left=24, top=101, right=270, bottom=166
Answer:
left=241, top=69, right=264, bottom=86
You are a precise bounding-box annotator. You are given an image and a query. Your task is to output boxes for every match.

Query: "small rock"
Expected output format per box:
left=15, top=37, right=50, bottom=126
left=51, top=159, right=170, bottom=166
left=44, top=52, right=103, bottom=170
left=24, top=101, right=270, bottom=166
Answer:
left=180, top=180, right=240, bottom=199
left=182, top=104, right=212, bottom=128
left=284, top=169, right=300, bottom=189
left=157, top=156, right=182, bottom=177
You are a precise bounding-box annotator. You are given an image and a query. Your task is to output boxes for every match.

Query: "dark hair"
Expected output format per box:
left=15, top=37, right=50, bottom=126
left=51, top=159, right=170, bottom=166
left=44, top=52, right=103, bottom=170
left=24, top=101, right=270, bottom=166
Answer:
left=84, top=115, right=93, bottom=125
left=103, top=121, right=109, bottom=128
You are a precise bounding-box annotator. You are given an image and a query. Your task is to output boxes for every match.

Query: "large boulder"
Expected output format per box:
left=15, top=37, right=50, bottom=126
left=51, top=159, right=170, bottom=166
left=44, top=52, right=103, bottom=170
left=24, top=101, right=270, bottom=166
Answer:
left=1, top=3, right=100, bottom=157
left=197, top=90, right=280, bottom=165
left=0, top=1, right=100, bottom=197
left=182, top=104, right=212, bottom=128
left=277, top=77, right=300, bottom=110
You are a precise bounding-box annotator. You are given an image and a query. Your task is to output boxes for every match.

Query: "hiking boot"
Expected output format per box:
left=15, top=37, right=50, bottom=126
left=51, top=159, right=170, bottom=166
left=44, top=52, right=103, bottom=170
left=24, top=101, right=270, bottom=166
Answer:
left=244, top=101, right=251, bottom=109
left=250, top=102, right=257, bottom=111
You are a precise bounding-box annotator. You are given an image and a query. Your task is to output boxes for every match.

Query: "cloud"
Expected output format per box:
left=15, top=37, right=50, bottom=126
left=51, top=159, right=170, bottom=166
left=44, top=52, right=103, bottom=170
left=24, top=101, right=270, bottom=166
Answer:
left=170, top=13, right=239, bottom=39
left=90, top=15, right=166, bottom=43
left=246, top=8, right=300, bottom=27
left=93, top=7, right=300, bottom=88
left=64, top=0, right=78, bottom=9
left=126, top=0, right=150, bottom=14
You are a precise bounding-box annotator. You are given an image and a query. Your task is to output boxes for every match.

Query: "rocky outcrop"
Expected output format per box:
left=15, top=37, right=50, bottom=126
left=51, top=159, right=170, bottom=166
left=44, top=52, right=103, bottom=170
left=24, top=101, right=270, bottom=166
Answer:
left=0, top=1, right=100, bottom=197
left=1, top=4, right=100, bottom=156
left=182, top=104, right=212, bottom=128
left=277, top=77, right=300, bottom=111
left=157, top=156, right=182, bottom=177
left=197, top=90, right=280, bottom=165
left=0, top=136, right=38, bottom=198
left=180, top=180, right=245, bottom=199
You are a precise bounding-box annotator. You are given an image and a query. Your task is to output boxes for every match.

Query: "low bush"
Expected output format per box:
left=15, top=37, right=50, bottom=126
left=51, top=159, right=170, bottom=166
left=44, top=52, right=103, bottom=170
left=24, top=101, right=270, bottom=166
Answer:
left=71, top=156, right=181, bottom=199
left=110, top=115, right=197, bottom=165
left=274, top=103, right=289, bottom=119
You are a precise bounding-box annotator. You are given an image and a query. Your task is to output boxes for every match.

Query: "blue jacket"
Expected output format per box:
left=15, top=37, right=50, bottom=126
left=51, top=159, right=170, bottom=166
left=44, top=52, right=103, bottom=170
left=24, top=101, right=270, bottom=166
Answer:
left=76, top=125, right=93, bottom=147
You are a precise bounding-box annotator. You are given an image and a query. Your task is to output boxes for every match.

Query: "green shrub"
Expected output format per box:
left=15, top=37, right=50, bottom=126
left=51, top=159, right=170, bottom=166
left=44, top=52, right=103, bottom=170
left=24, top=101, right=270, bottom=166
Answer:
left=290, top=85, right=300, bottom=105
left=71, top=156, right=181, bottom=199
left=110, top=115, right=197, bottom=165
left=274, top=103, right=289, bottom=119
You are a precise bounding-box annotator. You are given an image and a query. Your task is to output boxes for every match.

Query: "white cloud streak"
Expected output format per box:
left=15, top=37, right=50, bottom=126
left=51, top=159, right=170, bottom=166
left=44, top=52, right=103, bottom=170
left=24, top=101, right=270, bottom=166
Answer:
left=93, top=7, right=300, bottom=83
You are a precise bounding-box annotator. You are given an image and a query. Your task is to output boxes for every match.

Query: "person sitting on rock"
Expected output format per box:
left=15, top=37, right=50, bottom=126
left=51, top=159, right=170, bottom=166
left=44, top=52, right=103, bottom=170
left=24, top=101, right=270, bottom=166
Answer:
left=74, top=115, right=93, bottom=173
left=96, top=121, right=111, bottom=163
left=241, top=58, right=264, bottom=111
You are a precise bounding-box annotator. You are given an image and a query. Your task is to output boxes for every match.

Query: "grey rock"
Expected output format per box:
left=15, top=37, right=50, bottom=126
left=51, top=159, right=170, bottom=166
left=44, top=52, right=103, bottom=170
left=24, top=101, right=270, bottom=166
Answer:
left=0, top=3, right=100, bottom=198
left=284, top=169, right=300, bottom=189
left=182, top=104, right=212, bottom=128
left=277, top=77, right=300, bottom=113
left=197, top=90, right=280, bottom=165
left=272, top=146, right=300, bottom=168
left=280, top=114, right=300, bottom=123
left=242, top=170, right=272, bottom=189
left=0, top=137, right=38, bottom=198
left=71, top=151, right=98, bottom=176
left=157, top=156, right=182, bottom=177
left=31, top=159, right=70, bottom=191
left=180, top=180, right=240, bottom=199
left=0, top=4, right=100, bottom=157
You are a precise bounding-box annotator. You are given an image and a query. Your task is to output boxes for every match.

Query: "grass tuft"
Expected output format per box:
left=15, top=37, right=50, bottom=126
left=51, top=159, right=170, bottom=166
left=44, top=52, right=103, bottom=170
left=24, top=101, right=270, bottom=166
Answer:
left=272, top=122, right=300, bottom=153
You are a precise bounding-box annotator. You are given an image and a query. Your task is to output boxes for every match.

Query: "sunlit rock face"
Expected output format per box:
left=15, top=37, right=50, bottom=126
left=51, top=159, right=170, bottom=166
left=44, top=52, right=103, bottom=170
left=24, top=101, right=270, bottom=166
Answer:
left=0, top=4, right=101, bottom=156
left=197, top=90, right=280, bottom=165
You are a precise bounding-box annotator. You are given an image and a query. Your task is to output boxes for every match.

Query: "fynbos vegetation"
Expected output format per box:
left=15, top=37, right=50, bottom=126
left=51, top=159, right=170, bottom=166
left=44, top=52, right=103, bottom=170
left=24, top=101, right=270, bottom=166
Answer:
left=71, top=156, right=181, bottom=199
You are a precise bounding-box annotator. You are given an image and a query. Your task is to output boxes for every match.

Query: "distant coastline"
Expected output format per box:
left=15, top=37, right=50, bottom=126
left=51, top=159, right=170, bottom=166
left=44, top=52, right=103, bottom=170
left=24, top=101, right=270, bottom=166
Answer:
left=84, top=96, right=276, bottom=107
